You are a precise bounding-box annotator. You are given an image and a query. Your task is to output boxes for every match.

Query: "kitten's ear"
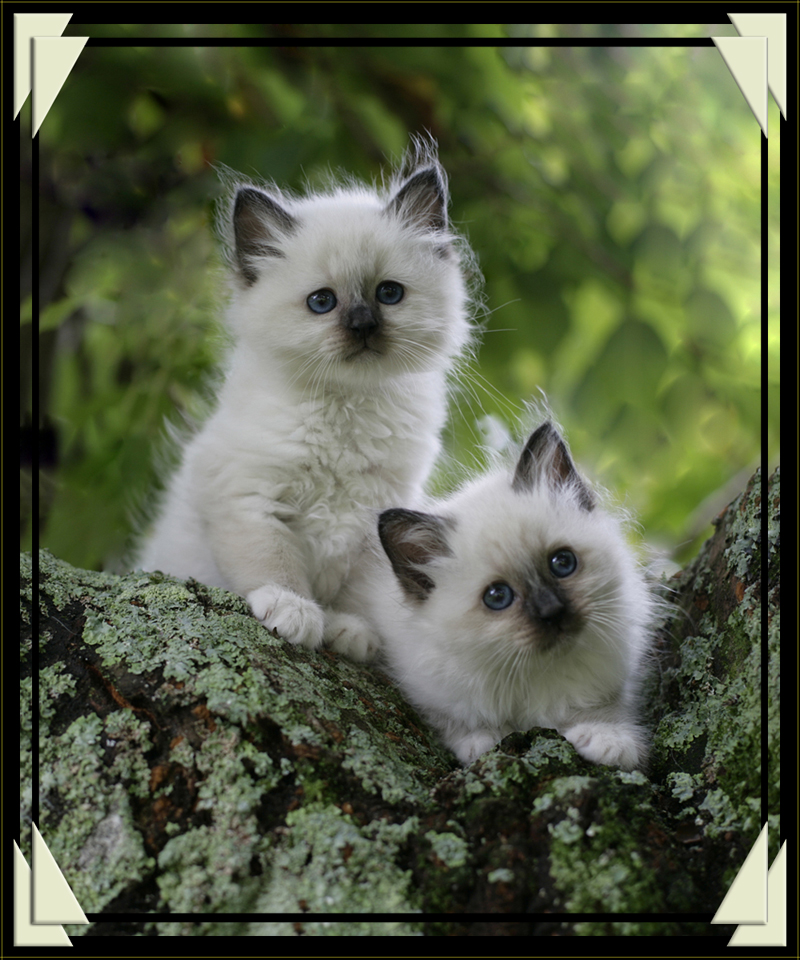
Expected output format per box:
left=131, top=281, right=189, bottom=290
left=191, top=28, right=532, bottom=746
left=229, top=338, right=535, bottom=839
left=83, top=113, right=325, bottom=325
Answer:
left=233, top=187, right=297, bottom=285
left=512, top=422, right=595, bottom=511
left=378, top=508, right=453, bottom=602
left=387, top=167, right=448, bottom=233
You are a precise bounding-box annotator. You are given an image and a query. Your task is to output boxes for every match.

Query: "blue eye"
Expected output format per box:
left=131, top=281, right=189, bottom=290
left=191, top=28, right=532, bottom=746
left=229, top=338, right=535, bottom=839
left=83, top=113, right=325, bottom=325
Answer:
left=376, top=281, right=404, bottom=305
left=307, top=289, right=337, bottom=314
left=483, top=582, right=515, bottom=611
left=550, top=549, right=577, bottom=578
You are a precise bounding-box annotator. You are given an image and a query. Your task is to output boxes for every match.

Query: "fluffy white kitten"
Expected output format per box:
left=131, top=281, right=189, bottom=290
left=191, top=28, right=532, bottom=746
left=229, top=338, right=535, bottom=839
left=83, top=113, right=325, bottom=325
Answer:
left=342, top=421, right=658, bottom=770
left=135, top=141, right=474, bottom=656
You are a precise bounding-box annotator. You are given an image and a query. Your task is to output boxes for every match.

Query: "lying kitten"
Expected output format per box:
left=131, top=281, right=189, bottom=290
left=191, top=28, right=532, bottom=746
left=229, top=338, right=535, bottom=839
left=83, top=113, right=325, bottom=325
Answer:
left=135, top=140, right=474, bottom=657
left=343, top=421, right=658, bottom=769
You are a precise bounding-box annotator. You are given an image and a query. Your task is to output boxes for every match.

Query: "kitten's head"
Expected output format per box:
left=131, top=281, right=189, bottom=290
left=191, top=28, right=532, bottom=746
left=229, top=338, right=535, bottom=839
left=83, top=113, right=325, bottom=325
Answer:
left=219, top=140, right=474, bottom=392
left=378, top=422, right=655, bottom=716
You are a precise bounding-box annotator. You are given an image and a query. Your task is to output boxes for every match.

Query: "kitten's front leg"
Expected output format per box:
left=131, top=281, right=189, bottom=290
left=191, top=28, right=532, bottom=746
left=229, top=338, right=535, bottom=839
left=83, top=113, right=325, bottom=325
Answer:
left=448, top=728, right=504, bottom=765
left=207, top=511, right=325, bottom=650
left=562, top=719, right=648, bottom=771
left=248, top=583, right=324, bottom=650
left=322, top=610, right=381, bottom=662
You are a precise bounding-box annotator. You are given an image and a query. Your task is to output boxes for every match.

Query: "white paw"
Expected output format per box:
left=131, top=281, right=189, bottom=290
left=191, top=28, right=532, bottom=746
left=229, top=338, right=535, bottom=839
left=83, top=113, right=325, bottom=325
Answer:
left=247, top=584, right=324, bottom=650
left=323, top=611, right=380, bottom=662
left=563, top=721, right=647, bottom=771
left=450, top=729, right=502, bottom=765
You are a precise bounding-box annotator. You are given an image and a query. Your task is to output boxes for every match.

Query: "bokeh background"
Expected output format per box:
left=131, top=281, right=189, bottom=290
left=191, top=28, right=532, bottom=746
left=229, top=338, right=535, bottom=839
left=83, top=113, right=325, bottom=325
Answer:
left=21, top=23, right=779, bottom=574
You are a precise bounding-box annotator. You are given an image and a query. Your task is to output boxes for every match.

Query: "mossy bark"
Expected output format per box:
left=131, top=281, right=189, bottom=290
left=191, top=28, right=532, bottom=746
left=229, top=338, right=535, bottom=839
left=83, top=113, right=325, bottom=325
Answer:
left=20, top=468, right=778, bottom=937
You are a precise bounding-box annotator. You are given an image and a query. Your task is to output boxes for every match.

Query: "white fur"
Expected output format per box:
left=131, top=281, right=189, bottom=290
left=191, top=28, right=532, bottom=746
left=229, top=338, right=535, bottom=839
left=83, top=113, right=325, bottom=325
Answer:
left=341, top=429, right=658, bottom=770
left=135, top=146, right=473, bottom=655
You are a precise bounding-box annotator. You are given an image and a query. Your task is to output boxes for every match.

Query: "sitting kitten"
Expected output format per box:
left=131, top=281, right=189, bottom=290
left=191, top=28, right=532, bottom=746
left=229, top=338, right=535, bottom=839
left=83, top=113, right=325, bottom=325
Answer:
left=135, top=140, right=474, bottom=658
left=343, top=421, right=658, bottom=770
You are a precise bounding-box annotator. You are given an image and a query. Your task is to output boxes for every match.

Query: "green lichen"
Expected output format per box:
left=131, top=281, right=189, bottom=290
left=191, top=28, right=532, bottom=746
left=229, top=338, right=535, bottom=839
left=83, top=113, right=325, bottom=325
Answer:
left=156, top=818, right=265, bottom=915
left=23, top=467, right=778, bottom=937
left=442, top=731, right=578, bottom=809
left=339, top=724, right=442, bottom=806
left=146, top=803, right=428, bottom=934
left=253, top=804, right=421, bottom=915
left=540, top=771, right=674, bottom=914
left=147, top=919, right=422, bottom=937
left=19, top=676, right=33, bottom=858
left=668, top=770, right=700, bottom=804
left=427, top=829, right=469, bottom=869
left=26, top=550, right=449, bottom=930
left=487, top=867, right=515, bottom=884
left=37, top=708, right=155, bottom=911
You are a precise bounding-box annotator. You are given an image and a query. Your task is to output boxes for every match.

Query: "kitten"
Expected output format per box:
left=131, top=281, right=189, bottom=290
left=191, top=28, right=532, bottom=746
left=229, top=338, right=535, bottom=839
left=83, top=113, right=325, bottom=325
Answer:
left=343, top=421, right=657, bottom=770
left=135, top=140, right=474, bottom=658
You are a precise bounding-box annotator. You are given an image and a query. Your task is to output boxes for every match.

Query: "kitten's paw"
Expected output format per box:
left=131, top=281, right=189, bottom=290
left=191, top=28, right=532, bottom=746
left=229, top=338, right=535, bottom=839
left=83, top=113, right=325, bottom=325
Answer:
left=563, top=721, right=648, bottom=771
left=247, top=584, right=324, bottom=650
left=323, top=611, right=380, bottom=662
left=450, top=729, right=502, bottom=765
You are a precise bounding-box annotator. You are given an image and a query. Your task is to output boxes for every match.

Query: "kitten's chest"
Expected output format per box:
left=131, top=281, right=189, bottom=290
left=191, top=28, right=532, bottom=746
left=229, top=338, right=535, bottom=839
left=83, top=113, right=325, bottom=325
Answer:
left=281, top=395, right=433, bottom=510
left=282, top=397, right=436, bottom=601
left=294, top=398, right=394, bottom=473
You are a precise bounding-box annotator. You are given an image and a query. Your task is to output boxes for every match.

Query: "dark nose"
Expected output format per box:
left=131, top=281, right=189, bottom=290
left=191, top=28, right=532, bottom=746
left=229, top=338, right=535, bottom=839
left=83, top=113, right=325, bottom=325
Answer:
left=526, top=587, right=564, bottom=623
left=345, top=304, right=380, bottom=339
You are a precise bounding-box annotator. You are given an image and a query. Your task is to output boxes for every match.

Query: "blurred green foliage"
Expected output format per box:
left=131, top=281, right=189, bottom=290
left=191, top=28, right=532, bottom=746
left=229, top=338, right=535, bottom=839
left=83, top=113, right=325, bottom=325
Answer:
left=21, top=23, right=778, bottom=573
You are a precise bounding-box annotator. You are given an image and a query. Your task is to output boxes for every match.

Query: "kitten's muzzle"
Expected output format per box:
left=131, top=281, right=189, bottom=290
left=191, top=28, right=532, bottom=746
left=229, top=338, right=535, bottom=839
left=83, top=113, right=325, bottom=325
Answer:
left=527, top=586, right=563, bottom=620
left=521, top=585, right=582, bottom=651
left=344, top=304, right=380, bottom=341
left=341, top=303, right=385, bottom=357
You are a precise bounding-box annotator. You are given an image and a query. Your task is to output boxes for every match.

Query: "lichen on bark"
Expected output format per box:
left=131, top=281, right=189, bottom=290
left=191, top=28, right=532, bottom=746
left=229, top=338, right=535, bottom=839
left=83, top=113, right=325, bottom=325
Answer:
left=20, top=467, right=778, bottom=937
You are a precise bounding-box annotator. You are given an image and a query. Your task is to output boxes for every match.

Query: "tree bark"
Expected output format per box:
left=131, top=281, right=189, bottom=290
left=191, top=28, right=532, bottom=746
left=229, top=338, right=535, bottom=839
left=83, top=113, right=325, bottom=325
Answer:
left=20, top=467, right=778, bottom=937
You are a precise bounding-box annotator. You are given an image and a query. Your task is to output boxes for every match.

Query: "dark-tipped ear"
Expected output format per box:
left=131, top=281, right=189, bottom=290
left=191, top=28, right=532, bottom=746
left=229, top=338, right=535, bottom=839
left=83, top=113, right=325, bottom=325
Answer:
left=233, top=188, right=297, bottom=285
left=387, top=166, right=448, bottom=233
left=511, top=422, right=560, bottom=492
left=378, top=508, right=453, bottom=602
left=512, top=422, right=595, bottom=511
